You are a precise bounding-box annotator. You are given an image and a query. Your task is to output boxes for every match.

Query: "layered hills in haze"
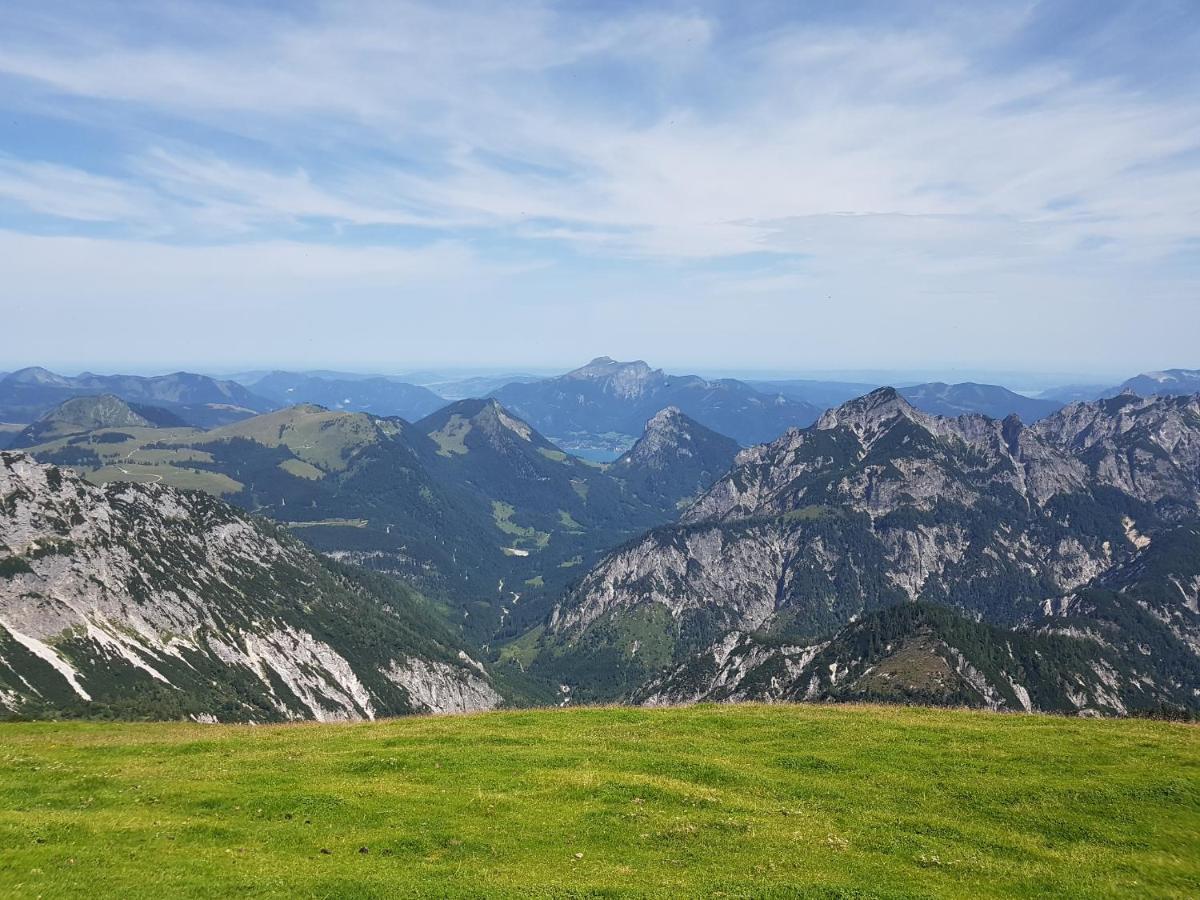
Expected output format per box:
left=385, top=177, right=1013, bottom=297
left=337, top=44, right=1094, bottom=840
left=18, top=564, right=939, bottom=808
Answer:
left=490, top=357, right=821, bottom=457
left=247, top=371, right=448, bottom=421
left=0, top=368, right=274, bottom=428
left=896, top=382, right=1061, bottom=422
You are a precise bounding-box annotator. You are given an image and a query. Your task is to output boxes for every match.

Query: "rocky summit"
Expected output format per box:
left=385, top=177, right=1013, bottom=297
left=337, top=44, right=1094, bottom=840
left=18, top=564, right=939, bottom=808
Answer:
left=534, top=389, right=1200, bottom=713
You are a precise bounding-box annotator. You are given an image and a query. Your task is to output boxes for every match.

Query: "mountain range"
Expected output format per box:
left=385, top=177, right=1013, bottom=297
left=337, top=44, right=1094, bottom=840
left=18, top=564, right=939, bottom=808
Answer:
left=530, top=390, right=1200, bottom=714
left=246, top=371, right=448, bottom=421
left=490, top=357, right=822, bottom=456
left=896, top=381, right=1062, bottom=422
left=1115, top=368, right=1200, bottom=398
left=3, top=358, right=1200, bottom=721
left=0, top=368, right=274, bottom=428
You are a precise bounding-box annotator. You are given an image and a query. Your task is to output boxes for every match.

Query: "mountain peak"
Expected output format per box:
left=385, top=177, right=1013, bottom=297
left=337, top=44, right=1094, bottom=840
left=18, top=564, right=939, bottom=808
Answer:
left=566, top=357, right=655, bottom=379
left=11, top=393, right=183, bottom=449
left=42, top=393, right=152, bottom=426
left=423, top=398, right=537, bottom=450
left=816, top=386, right=914, bottom=429
left=5, top=366, right=73, bottom=387
left=805, top=387, right=942, bottom=452
left=562, top=357, right=662, bottom=402
left=617, top=406, right=738, bottom=473
left=475, top=399, right=534, bottom=441
left=646, top=405, right=685, bottom=429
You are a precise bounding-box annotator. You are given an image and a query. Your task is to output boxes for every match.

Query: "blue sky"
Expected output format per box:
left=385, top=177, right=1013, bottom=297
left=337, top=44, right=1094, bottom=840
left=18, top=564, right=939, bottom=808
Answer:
left=1, top=0, right=1198, bottom=376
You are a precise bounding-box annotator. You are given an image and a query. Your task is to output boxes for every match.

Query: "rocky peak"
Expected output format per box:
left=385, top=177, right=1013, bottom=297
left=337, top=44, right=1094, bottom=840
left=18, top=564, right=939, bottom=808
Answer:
left=473, top=399, right=534, bottom=442
left=618, top=407, right=724, bottom=469
left=813, top=386, right=938, bottom=450
left=563, top=357, right=661, bottom=399
left=626, top=406, right=689, bottom=458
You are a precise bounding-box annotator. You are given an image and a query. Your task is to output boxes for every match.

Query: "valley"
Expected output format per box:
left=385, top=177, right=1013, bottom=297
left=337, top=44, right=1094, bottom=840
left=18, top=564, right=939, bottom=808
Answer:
left=3, top=363, right=1200, bottom=722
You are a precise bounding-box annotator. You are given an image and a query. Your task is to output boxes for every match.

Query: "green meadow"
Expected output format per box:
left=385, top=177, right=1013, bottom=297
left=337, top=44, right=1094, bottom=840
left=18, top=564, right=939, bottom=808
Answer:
left=0, top=704, right=1196, bottom=898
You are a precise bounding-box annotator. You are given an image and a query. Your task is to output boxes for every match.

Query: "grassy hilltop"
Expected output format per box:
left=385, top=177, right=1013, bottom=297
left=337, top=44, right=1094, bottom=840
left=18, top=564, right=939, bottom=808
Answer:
left=0, top=704, right=1196, bottom=898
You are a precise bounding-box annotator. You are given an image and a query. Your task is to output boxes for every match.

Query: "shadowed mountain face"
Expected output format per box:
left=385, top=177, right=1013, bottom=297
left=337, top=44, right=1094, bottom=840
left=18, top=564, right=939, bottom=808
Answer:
left=898, top=382, right=1062, bottom=422
left=531, top=389, right=1200, bottom=713
left=248, top=371, right=448, bottom=420
left=0, top=452, right=505, bottom=721
left=489, top=357, right=820, bottom=457
left=609, top=407, right=739, bottom=511
left=0, top=368, right=275, bottom=428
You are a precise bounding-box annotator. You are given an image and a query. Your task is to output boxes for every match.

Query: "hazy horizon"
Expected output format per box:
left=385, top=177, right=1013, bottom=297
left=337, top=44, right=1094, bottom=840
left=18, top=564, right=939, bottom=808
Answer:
left=3, top=1, right=1198, bottom=372
left=0, top=357, right=1156, bottom=391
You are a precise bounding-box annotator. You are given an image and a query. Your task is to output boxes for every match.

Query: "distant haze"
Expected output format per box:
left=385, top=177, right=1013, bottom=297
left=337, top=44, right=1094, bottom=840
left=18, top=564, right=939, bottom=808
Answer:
left=1, top=1, right=1197, bottom=372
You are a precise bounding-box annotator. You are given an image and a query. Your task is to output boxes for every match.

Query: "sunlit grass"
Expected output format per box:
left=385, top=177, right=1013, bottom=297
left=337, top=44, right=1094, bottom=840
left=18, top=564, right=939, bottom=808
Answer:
left=0, top=703, right=1196, bottom=898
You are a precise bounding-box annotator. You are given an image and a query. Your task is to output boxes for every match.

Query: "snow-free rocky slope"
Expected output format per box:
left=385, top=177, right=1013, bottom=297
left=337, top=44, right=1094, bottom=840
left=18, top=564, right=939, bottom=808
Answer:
left=535, top=389, right=1200, bottom=713
left=0, top=452, right=501, bottom=721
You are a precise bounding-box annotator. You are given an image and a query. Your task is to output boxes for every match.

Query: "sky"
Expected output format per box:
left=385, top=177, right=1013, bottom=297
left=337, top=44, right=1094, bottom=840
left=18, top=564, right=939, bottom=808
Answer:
left=1, top=0, right=1198, bottom=377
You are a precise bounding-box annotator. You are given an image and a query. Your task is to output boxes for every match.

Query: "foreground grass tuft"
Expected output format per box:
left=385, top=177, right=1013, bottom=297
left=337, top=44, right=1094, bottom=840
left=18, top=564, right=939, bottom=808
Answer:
left=0, top=703, right=1196, bottom=898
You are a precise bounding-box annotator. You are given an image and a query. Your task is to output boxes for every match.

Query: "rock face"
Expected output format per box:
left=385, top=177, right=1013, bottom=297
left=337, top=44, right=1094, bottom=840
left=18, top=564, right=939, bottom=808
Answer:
left=382, top=656, right=503, bottom=714
left=539, top=390, right=1200, bottom=713
left=610, top=408, right=739, bottom=510
left=0, top=452, right=502, bottom=721
left=637, top=598, right=1198, bottom=716
left=490, top=357, right=820, bottom=450
left=1032, top=393, right=1200, bottom=514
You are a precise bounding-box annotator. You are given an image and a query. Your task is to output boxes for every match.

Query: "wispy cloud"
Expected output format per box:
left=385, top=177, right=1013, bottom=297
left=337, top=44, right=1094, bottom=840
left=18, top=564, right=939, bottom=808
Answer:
left=0, top=0, right=1197, bottom=369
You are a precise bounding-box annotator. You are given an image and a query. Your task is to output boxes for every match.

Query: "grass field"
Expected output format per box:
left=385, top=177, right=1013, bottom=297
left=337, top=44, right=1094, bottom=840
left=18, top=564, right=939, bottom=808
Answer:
left=0, top=704, right=1196, bottom=898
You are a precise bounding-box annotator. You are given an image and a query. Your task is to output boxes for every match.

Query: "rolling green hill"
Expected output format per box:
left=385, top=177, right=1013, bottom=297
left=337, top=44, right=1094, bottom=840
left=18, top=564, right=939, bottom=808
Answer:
left=0, top=704, right=1195, bottom=898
